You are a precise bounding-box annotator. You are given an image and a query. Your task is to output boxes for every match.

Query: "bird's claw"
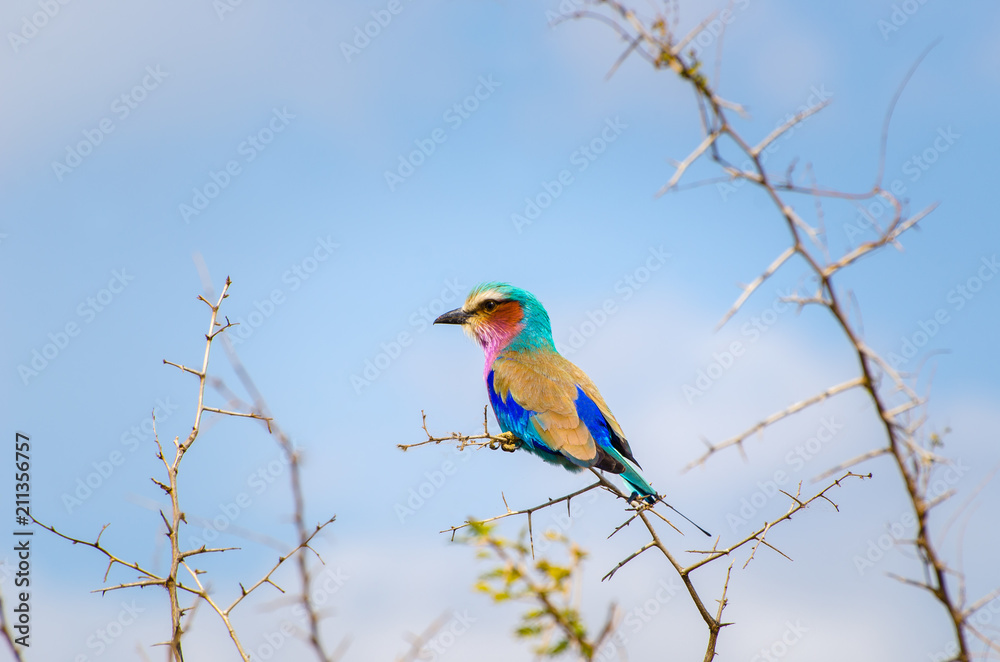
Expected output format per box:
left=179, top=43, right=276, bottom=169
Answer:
left=628, top=492, right=655, bottom=508
left=497, top=431, right=521, bottom=452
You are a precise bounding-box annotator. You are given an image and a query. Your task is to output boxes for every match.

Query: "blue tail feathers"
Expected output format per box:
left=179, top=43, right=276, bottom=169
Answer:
left=619, top=462, right=657, bottom=505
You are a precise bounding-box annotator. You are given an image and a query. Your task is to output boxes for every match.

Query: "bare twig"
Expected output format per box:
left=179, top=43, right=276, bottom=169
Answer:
left=399, top=409, right=520, bottom=453
left=196, top=255, right=346, bottom=662
left=442, top=480, right=604, bottom=557
left=573, top=5, right=976, bottom=659
left=684, top=377, right=866, bottom=471
left=40, top=278, right=342, bottom=661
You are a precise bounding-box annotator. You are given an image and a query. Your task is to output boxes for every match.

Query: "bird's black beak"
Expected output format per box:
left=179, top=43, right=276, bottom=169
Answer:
left=434, top=308, right=470, bottom=325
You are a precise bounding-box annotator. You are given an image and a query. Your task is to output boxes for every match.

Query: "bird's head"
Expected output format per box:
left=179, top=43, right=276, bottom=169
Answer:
left=434, top=282, right=554, bottom=363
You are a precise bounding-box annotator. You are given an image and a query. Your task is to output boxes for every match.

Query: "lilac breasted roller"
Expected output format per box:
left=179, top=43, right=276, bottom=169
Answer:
left=435, top=282, right=674, bottom=510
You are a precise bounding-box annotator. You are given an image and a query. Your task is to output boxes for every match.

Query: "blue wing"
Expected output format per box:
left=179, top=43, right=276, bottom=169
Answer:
left=573, top=385, right=655, bottom=501
left=487, top=370, right=583, bottom=471
left=487, top=370, right=657, bottom=503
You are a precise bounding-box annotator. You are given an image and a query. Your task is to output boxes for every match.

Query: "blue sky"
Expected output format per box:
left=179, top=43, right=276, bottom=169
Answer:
left=2, top=0, right=999, bottom=660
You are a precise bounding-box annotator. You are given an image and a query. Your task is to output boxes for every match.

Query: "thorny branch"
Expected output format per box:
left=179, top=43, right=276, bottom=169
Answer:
left=593, top=469, right=866, bottom=662
left=36, top=278, right=337, bottom=661
left=398, top=408, right=522, bottom=453
left=402, top=4, right=995, bottom=662
left=197, top=255, right=348, bottom=662
left=442, top=480, right=604, bottom=556
left=571, top=3, right=990, bottom=661
left=684, top=377, right=867, bottom=470
left=407, top=415, right=868, bottom=662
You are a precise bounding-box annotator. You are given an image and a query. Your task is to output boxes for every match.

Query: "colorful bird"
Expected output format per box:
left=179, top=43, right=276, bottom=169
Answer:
left=434, top=282, right=664, bottom=507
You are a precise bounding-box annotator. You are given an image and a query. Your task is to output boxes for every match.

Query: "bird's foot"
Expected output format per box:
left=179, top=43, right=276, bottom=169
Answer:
left=628, top=492, right=656, bottom=508
left=496, top=431, right=521, bottom=453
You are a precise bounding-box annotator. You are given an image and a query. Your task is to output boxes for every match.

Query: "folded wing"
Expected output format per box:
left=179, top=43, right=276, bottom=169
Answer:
left=488, top=350, right=648, bottom=492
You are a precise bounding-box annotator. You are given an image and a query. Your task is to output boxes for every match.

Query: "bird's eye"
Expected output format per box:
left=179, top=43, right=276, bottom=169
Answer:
left=483, top=300, right=498, bottom=312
